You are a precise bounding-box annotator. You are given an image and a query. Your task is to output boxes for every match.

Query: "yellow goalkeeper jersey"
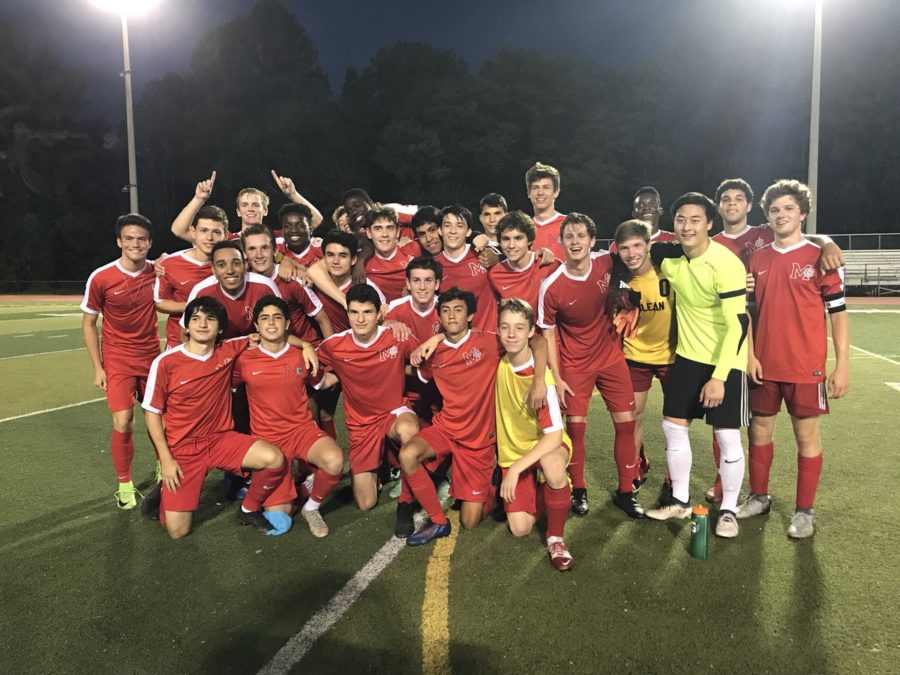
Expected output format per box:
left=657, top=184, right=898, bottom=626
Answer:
left=623, top=266, right=676, bottom=366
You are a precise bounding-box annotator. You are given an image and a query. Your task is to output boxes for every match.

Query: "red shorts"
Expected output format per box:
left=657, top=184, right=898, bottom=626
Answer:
left=502, top=467, right=541, bottom=517
left=417, top=424, right=495, bottom=503
left=750, top=380, right=829, bottom=417
left=347, top=406, right=414, bottom=475
left=264, top=424, right=332, bottom=506
left=103, top=353, right=156, bottom=413
left=626, top=360, right=671, bottom=394
left=162, top=430, right=257, bottom=512
left=561, top=356, right=636, bottom=417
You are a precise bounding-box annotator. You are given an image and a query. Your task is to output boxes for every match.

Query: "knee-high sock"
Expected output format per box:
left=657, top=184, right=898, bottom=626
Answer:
left=749, top=442, right=774, bottom=494
left=406, top=466, right=447, bottom=524
left=796, top=453, right=823, bottom=510
left=398, top=475, right=415, bottom=505
left=613, top=420, right=637, bottom=493
left=111, top=430, right=134, bottom=483
left=320, top=418, right=337, bottom=440
left=662, top=420, right=692, bottom=503
left=308, top=468, right=341, bottom=506
left=714, top=428, right=745, bottom=513
left=566, top=421, right=587, bottom=489
left=544, top=483, right=571, bottom=539
left=243, top=463, right=287, bottom=512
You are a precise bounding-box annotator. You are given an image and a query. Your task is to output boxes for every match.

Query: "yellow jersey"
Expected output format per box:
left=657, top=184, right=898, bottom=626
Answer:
left=623, top=266, right=676, bottom=366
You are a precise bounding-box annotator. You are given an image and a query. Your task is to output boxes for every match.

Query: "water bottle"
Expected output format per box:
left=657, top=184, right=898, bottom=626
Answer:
left=690, top=504, right=709, bottom=559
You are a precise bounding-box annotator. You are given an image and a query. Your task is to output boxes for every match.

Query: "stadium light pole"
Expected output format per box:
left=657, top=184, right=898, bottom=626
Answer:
left=806, top=0, right=823, bottom=234
left=89, top=0, right=160, bottom=214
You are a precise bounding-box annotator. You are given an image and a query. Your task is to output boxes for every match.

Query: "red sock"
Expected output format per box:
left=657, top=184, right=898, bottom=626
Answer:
left=613, top=420, right=637, bottom=493
left=398, top=475, right=415, bottom=505
left=796, top=453, right=823, bottom=510
left=566, top=421, right=587, bottom=489
left=544, top=483, right=571, bottom=539
left=310, top=468, right=341, bottom=503
left=243, top=463, right=287, bottom=512
left=320, top=418, right=337, bottom=440
left=111, top=430, right=134, bottom=482
left=711, top=434, right=723, bottom=494
left=406, top=466, right=447, bottom=524
left=480, top=483, right=496, bottom=521
left=749, top=442, right=775, bottom=494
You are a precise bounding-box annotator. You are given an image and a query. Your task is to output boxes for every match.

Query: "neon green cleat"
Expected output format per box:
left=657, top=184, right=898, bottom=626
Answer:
left=115, top=481, right=141, bottom=510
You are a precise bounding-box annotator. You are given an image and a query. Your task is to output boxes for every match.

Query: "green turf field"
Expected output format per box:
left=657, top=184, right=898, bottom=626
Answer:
left=1, top=299, right=898, bottom=674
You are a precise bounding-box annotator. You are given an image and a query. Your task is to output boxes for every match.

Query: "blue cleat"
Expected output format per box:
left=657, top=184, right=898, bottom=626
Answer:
left=406, top=520, right=451, bottom=546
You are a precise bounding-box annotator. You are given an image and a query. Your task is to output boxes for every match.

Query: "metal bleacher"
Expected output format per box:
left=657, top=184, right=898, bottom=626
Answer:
left=841, top=249, right=900, bottom=295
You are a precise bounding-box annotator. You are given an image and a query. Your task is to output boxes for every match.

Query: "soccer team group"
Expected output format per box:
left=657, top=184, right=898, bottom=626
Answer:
left=81, top=162, right=849, bottom=571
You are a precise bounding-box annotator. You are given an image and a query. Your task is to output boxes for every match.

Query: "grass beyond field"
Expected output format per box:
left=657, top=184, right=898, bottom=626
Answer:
left=1, top=298, right=899, bottom=674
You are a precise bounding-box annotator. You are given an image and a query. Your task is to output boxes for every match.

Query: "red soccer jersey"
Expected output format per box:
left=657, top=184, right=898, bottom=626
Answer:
left=142, top=338, right=248, bottom=449
left=609, top=228, right=678, bottom=254
left=314, top=278, right=384, bottom=335
left=532, top=212, right=567, bottom=260
left=750, top=241, right=845, bottom=383
left=537, top=251, right=622, bottom=371
left=488, top=253, right=561, bottom=309
left=153, top=249, right=212, bottom=348
left=266, top=268, right=324, bottom=344
left=438, top=245, right=498, bottom=332
left=233, top=343, right=322, bottom=438
left=184, top=272, right=281, bottom=339
left=365, top=241, right=419, bottom=302
left=385, top=296, right=440, bottom=345
left=316, top=326, right=416, bottom=428
left=279, top=241, right=323, bottom=268
left=82, top=259, right=160, bottom=361
left=714, top=225, right=774, bottom=270
left=418, top=330, right=501, bottom=448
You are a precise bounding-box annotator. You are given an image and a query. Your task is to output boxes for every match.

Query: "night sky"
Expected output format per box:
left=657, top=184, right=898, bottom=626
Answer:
left=11, top=0, right=896, bottom=124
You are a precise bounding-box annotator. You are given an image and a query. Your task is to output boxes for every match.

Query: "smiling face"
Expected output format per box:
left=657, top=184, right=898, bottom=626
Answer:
left=499, top=227, right=531, bottom=267
left=236, top=190, right=268, bottom=227
left=561, top=222, right=595, bottom=265
left=718, top=188, right=752, bottom=228
left=212, top=247, right=246, bottom=293
left=117, top=225, right=152, bottom=265
left=254, top=304, right=288, bottom=344
left=281, top=213, right=311, bottom=252
left=406, top=267, right=439, bottom=309
left=479, top=205, right=506, bottom=237
left=187, top=308, right=221, bottom=346
left=440, top=213, right=470, bottom=256
left=243, top=233, right=275, bottom=276
left=498, top=308, right=534, bottom=359
left=528, top=177, right=559, bottom=216
left=344, top=195, right=371, bottom=232
left=324, top=242, right=355, bottom=281
left=191, top=218, right=226, bottom=257
left=616, top=236, right=651, bottom=274
left=632, top=193, right=662, bottom=229
left=767, top=194, right=806, bottom=243
left=415, top=221, right=443, bottom=256
left=366, top=217, right=399, bottom=256
left=673, top=204, right=712, bottom=253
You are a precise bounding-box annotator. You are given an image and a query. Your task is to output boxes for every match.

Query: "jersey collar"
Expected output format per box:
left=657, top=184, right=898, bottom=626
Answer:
left=442, top=329, right=472, bottom=349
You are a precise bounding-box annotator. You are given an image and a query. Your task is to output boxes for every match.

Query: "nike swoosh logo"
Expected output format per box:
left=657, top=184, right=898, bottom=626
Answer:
left=757, top=270, right=767, bottom=276
left=723, top=458, right=743, bottom=464
left=252, top=370, right=265, bottom=375
left=471, top=490, right=483, bottom=495
left=180, top=280, right=190, bottom=285
left=343, top=358, right=353, bottom=362
left=114, top=290, right=126, bottom=295
left=568, top=300, right=577, bottom=305
left=500, top=285, right=512, bottom=291
left=179, top=380, right=191, bottom=385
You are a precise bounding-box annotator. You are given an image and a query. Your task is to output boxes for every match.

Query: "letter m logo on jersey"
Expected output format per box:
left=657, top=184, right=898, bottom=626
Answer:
left=468, top=262, right=486, bottom=276
left=790, top=263, right=816, bottom=281
left=463, top=347, right=482, bottom=365
left=379, top=345, right=400, bottom=362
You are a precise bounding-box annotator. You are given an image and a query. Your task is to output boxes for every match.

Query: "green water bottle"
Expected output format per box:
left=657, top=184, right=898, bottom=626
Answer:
left=690, top=504, right=709, bottom=559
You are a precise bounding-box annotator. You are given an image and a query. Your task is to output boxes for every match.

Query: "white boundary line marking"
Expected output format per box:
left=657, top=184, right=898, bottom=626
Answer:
left=258, top=536, right=405, bottom=674
left=0, top=347, right=85, bottom=361
left=886, top=383, right=900, bottom=393
left=0, top=397, right=105, bottom=424
left=828, top=337, right=900, bottom=367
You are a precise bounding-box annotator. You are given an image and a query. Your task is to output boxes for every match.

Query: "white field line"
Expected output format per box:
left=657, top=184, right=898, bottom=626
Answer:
left=828, top=336, right=900, bottom=367
left=0, top=347, right=85, bottom=361
left=846, top=309, right=900, bottom=314
left=12, top=333, right=34, bottom=338
left=886, top=383, right=900, bottom=393
left=0, top=397, right=105, bottom=424
left=47, top=335, right=68, bottom=339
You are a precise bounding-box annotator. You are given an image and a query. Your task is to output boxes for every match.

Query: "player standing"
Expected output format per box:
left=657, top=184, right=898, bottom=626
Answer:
left=737, top=179, right=849, bottom=539
left=489, top=211, right=561, bottom=309
left=525, top=162, right=567, bottom=259
left=82, top=214, right=161, bottom=509
left=364, top=205, right=420, bottom=301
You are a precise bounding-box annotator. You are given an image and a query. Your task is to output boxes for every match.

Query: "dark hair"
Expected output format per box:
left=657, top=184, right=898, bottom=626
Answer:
left=346, top=283, right=381, bottom=312
left=240, top=224, right=275, bottom=250
left=341, top=188, right=373, bottom=206
left=192, top=204, right=229, bottom=230
left=497, top=211, right=536, bottom=245
left=438, top=287, right=477, bottom=316
left=632, top=186, right=662, bottom=203
left=115, top=213, right=153, bottom=238
left=439, top=204, right=474, bottom=230
left=498, top=297, right=535, bottom=329
left=670, top=192, right=717, bottom=222
left=760, top=179, right=812, bottom=216
left=411, top=205, right=441, bottom=231
left=525, top=162, right=561, bottom=192
left=479, top=193, right=508, bottom=212
left=184, top=296, right=228, bottom=339
left=715, top=178, right=754, bottom=205
left=405, top=255, right=443, bottom=281
left=322, top=230, right=359, bottom=256
left=614, top=219, right=652, bottom=245
left=365, top=204, right=399, bottom=229
left=253, top=295, right=289, bottom=323
left=278, top=202, right=313, bottom=223
left=211, top=239, right=244, bottom=261
left=560, top=212, right=596, bottom=239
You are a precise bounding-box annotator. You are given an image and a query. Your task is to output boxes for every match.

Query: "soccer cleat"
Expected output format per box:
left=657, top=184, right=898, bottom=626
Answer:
left=388, top=480, right=403, bottom=500
left=115, top=483, right=140, bottom=510
left=547, top=540, right=574, bottom=571
left=787, top=509, right=816, bottom=539
left=715, top=510, right=740, bottom=538
left=612, top=490, right=646, bottom=519
left=736, top=493, right=772, bottom=519
left=224, top=472, right=250, bottom=501
left=142, top=482, right=161, bottom=520
left=300, top=507, right=329, bottom=538
left=394, top=501, right=415, bottom=539
left=645, top=497, right=692, bottom=521
left=406, top=520, right=451, bottom=546
left=236, top=508, right=275, bottom=534
left=633, top=457, right=651, bottom=492
left=570, top=488, right=589, bottom=516
left=655, top=481, right=673, bottom=508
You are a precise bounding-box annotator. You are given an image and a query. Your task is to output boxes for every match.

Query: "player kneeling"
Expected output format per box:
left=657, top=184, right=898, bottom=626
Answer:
left=496, top=299, right=574, bottom=571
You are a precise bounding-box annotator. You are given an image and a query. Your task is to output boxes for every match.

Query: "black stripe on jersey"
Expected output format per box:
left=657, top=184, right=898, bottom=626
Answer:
left=736, top=313, right=749, bottom=354
left=823, top=292, right=845, bottom=301
left=649, top=242, right=684, bottom=267
left=719, top=288, right=746, bottom=299
left=827, top=304, right=847, bottom=314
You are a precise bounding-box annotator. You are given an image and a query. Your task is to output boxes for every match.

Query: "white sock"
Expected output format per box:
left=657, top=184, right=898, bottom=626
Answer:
left=662, top=420, right=693, bottom=503
left=546, top=536, right=563, bottom=547
left=715, top=428, right=745, bottom=512
left=302, top=496, right=322, bottom=512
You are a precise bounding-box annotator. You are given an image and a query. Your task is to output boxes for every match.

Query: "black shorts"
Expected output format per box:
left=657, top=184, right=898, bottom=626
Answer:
left=662, top=355, right=749, bottom=428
